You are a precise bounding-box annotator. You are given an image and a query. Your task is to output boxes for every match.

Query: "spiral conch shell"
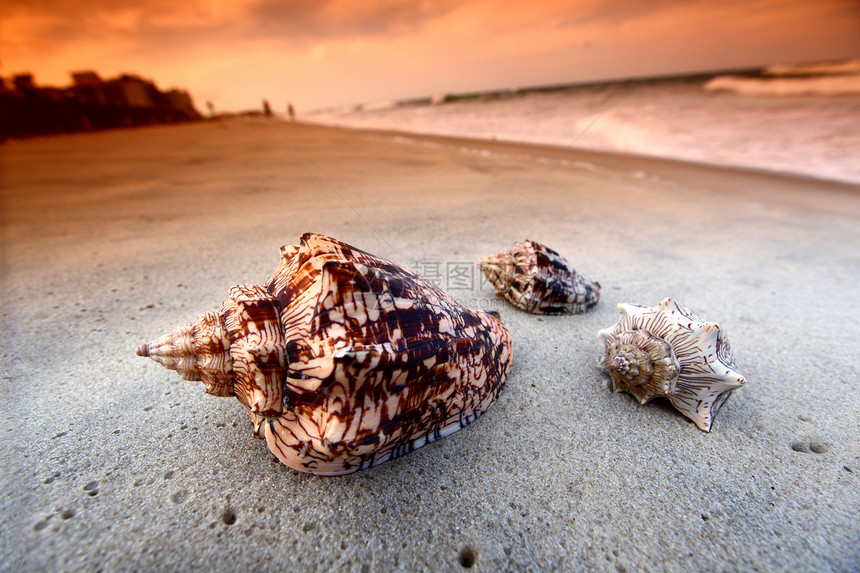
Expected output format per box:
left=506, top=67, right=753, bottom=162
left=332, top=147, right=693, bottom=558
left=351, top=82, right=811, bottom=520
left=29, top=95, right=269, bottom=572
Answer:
left=478, top=240, right=600, bottom=314
left=598, top=298, right=746, bottom=432
left=137, top=233, right=513, bottom=475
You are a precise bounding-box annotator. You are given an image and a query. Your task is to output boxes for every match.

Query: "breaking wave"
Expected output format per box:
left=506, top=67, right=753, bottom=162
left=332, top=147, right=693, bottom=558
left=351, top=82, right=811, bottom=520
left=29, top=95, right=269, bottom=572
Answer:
left=704, top=58, right=860, bottom=96
left=304, top=58, right=860, bottom=184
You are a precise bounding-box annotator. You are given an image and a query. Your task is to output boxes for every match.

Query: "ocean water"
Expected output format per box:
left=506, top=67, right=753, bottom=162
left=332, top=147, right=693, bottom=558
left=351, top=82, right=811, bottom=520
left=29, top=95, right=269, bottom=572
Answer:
left=305, top=59, right=860, bottom=185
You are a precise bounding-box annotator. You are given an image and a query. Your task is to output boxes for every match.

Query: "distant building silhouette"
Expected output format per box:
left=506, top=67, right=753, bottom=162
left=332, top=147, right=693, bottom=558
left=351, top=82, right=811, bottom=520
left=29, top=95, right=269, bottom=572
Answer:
left=71, top=71, right=101, bottom=88
left=0, top=70, right=203, bottom=138
left=12, top=74, right=36, bottom=91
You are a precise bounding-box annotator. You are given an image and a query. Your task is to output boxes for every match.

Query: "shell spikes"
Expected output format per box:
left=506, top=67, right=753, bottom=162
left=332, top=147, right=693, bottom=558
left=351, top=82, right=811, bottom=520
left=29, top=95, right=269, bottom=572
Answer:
left=478, top=240, right=600, bottom=314
left=137, top=233, right=513, bottom=475
left=597, top=298, right=746, bottom=432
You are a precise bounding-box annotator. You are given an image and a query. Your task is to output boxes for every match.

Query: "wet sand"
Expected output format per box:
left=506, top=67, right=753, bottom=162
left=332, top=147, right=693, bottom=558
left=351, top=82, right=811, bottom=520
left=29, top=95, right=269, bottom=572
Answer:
left=1, top=118, right=858, bottom=571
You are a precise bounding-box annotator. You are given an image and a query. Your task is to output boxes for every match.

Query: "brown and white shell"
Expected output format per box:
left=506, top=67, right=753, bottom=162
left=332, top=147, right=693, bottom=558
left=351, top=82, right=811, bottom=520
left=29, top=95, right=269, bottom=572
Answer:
left=478, top=240, right=600, bottom=314
left=137, top=233, right=513, bottom=475
left=598, top=298, right=746, bottom=432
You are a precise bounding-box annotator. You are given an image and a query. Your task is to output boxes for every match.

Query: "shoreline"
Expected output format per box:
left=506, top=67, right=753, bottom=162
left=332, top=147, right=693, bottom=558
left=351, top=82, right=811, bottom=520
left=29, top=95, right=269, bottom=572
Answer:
left=344, top=122, right=860, bottom=190
left=295, top=120, right=860, bottom=220
left=395, top=129, right=860, bottom=188
left=9, top=116, right=860, bottom=191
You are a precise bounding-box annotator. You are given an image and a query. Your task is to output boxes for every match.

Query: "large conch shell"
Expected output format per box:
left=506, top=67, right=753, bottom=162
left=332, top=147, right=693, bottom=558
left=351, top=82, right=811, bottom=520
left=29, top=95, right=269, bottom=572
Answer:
left=478, top=240, right=600, bottom=314
left=597, top=298, right=746, bottom=432
left=137, top=233, right=513, bottom=475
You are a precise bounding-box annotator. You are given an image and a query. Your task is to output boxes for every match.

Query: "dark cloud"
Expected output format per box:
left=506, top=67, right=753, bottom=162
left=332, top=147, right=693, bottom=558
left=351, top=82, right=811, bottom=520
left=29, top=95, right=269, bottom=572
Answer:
left=553, top=0, right=804, bottom=28
left=2, top=0, right=464, bottom=58
left=4, top=0, right=850, bottom=64
left=243, top=0, right=463, bottom=41
left=553, top=0, right=715, bottom=27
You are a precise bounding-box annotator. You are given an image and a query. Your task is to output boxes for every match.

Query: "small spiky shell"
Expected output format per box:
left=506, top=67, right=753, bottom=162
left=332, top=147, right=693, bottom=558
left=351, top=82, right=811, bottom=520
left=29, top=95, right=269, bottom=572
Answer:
left=478, top=240, right=600, bottom=314
left=597, top=298, right=746, bottom=432
left=137, top=233, right=513, bottom=475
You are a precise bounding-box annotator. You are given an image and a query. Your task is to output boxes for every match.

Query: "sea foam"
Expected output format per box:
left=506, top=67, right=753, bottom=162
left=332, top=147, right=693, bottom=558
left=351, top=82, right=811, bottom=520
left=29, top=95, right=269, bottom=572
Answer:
left=705, top=59, right=860, bottom=97
left=306, top=59, right=860, bottom=185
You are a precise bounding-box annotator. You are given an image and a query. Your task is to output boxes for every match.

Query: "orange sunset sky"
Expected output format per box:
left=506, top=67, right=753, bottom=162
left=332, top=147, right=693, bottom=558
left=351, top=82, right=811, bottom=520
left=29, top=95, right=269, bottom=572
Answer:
left=2, top=0, right=859, bottom=113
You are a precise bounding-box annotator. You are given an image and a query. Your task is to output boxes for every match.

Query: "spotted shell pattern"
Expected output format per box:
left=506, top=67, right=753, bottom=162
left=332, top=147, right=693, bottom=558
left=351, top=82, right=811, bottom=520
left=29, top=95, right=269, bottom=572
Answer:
left=137, top=233, right=513, bottom=475
left=598, top=298, right=746, bottom=432
left=478, top=240, right=600, bottom=314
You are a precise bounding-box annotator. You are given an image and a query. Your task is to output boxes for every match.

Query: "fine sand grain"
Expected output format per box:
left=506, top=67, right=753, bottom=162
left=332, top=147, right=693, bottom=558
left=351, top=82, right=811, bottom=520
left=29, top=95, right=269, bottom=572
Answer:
left=1, top=118, right=858, bottom=571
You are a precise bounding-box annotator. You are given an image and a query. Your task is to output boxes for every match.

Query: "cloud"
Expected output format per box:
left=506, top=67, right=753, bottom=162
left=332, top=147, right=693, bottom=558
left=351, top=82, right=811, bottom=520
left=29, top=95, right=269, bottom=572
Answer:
left=3, top=0, right=849, bottom=64
left=553, top=0, right=697, bottom=27
left=1, top=0, right=464, bottom=60
left=3, top=0, right=858, bottom=111
left=244, top=0, right=462, bottom=40
left=1, top=1, right=223, bottom=59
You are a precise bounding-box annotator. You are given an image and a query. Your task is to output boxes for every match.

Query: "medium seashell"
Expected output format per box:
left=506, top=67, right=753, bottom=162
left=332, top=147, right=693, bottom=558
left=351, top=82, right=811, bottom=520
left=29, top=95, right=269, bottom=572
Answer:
left=478, top=240, right=600, bottom=314
left=137, top=233, right=513, bottom=475
left=597, top=297, right=746, bottom=432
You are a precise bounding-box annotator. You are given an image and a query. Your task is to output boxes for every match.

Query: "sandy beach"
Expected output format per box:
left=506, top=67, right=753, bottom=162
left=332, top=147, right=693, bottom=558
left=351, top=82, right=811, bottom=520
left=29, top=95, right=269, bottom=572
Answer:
left=1, top=118, right=858, bottom=571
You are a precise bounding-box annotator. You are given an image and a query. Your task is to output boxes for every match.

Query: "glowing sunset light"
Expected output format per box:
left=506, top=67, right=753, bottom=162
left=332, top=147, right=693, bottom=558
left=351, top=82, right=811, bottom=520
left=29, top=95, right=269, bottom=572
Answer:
left=2, top=0, right=858, bottom=113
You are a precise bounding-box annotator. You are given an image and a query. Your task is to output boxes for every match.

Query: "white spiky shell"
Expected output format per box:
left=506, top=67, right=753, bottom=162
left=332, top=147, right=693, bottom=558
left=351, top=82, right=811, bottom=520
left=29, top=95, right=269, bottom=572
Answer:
left=597, top=297, right=746, bottom=432
left=137, top=233, right=513, bottom=475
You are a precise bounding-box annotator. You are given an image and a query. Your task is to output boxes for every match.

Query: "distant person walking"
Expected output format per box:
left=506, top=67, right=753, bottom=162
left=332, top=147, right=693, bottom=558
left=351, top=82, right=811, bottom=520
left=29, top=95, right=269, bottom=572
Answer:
left=287, top=103, right=295, bottom=121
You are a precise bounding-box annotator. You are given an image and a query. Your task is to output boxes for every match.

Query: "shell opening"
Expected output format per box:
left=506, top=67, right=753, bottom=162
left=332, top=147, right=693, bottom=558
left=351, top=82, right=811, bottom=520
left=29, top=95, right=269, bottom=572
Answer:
left=601, top=330, right=679, bottom=403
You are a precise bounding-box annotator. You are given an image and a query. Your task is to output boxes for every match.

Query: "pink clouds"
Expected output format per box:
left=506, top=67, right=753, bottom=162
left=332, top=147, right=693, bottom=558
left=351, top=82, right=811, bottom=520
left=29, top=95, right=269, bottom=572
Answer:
left=3, top=0, right=859, bottom=112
